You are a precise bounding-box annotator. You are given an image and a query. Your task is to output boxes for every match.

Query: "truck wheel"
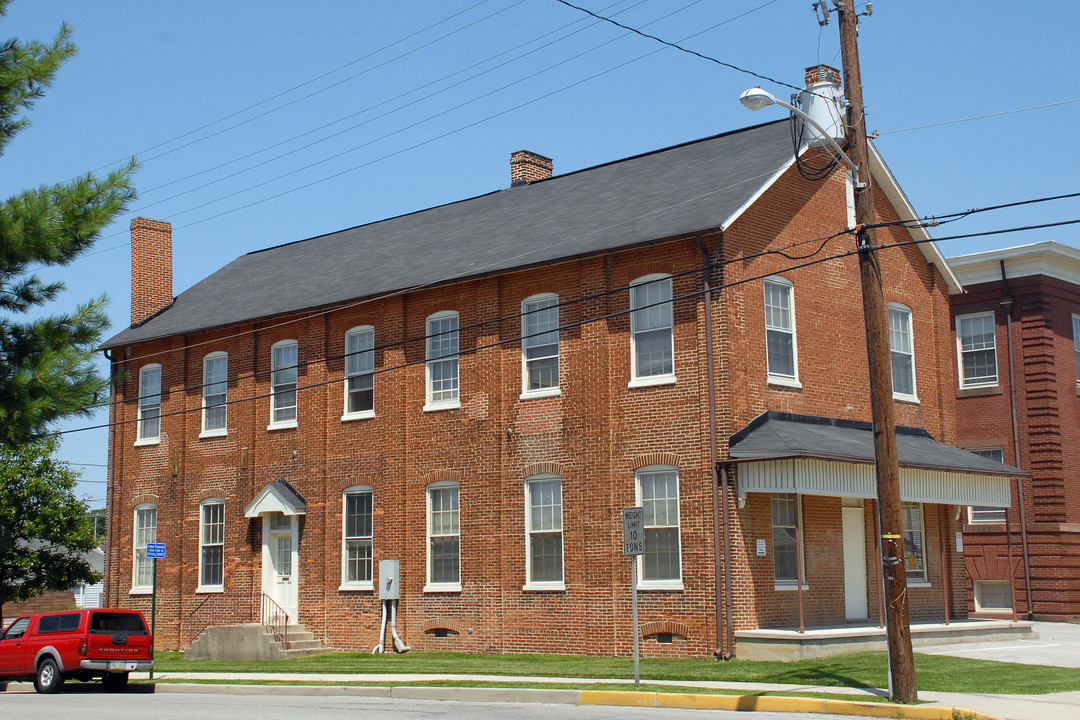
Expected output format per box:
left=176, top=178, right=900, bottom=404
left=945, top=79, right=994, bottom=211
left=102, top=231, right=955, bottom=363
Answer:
left=102, top=673, right=129, bottom=692
left=35, top=658, right=64, bottom=693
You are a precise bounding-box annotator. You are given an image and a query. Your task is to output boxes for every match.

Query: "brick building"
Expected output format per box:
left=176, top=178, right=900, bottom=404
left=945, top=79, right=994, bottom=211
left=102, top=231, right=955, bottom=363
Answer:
left=100, top=87, right=1018, bottom=657
left=949, top=242, right=1080, bottom=621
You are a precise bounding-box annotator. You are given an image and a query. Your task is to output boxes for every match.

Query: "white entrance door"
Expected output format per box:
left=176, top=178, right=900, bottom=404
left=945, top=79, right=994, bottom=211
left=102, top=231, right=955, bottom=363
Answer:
left=262, top=512, right=298, bottom=623
left=842, top=503, right=868, bottom=620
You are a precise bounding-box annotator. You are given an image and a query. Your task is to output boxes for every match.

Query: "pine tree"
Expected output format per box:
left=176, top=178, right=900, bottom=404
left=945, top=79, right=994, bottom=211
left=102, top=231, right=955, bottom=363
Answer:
left=0, top=0, right=137, bottom=445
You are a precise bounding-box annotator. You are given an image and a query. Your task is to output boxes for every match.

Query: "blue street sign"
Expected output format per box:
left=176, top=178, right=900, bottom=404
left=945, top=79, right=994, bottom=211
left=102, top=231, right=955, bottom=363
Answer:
left=146, top=543, right=166, bottom=558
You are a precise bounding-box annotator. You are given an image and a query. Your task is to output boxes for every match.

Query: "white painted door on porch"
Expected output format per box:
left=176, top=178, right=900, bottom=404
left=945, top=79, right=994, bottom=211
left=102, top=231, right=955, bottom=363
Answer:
left=842, top=501, right=868, bottom=620
left=262, top=512, right=298, bottom=623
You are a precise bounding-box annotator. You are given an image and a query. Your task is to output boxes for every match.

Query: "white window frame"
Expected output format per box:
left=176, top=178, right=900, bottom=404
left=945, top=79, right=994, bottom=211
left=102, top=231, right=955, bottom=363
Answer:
left=888, top=303, right=918, bottom=402
left=764, top=276, right=800, bottom=388
left=521, top=294, right=560, bottom=398
left=635, top=466, right=682, bottom=590
left=343, top=326, right=375, bottom=421
left=772, top=493, right=807, bottom=590
left=340, top=485, right=374, bottom=590
left=629, top=274, right=676, bottom=387
left=136, top=364, right=162, bottom=445
left=973, top=579, right=1013, bottom=613
left=956, top=312, right=998, bottom=388
left=201, top=352, right=228, bottom=437
left=425, top=311, right=460, bottom=411
left=1073, top=313, right=1080, bottom=387
left=967, top=448, right=1008, bottom=523
left=902, top=501, right=929, bottom=585
left=425, top=481, right=461, bottom=592
left=131, top=504, right=157, bottom=594
left=524, top=475, right=564, bottom=590
left=198, top=499, right=225, bottom=592
left=269, top=340, right=298, bottom=429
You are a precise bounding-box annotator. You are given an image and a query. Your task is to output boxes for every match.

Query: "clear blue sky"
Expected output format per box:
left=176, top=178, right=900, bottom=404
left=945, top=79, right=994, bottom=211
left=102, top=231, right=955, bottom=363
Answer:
left=3, top=1, right=1077, bottom=509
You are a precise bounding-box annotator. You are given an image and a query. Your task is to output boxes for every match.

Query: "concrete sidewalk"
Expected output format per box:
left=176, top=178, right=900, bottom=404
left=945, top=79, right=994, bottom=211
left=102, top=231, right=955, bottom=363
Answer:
left=111, top=670, right=1076, bottom=720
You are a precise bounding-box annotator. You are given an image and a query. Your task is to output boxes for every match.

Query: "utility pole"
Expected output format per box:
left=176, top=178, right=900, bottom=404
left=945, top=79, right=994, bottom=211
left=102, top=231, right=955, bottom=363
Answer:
left=835, top=1, right=918, bottom=703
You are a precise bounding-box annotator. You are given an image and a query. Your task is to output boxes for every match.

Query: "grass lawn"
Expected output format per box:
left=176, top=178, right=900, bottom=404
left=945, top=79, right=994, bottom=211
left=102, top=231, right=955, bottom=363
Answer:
left=153, top=650, right=1080, bottom=695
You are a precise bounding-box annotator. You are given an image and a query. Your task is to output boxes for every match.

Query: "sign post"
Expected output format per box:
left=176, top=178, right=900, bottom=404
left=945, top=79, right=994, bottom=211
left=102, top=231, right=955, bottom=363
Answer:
left=622, top=507, right=644, bottom=688
left=146, top=542, right=166, bottom=680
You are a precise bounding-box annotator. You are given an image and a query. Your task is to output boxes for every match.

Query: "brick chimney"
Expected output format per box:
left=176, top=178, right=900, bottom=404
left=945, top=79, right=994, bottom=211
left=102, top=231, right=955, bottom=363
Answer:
left=130, top=217, right=173, bottom=326
left=805, top=64, right=840, bottom=86
left=510, top=150, right=553, bottom=186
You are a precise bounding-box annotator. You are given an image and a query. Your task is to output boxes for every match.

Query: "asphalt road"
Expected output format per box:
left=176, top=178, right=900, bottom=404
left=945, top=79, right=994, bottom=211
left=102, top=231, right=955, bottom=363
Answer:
left=0, top=690, right=853, bottom=720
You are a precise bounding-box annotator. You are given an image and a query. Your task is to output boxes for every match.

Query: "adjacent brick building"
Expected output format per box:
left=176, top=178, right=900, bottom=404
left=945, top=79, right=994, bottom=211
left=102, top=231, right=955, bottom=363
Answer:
left=949, top=242, right=1080, bottom=621
left=100, top=80, right=1018, bottom=657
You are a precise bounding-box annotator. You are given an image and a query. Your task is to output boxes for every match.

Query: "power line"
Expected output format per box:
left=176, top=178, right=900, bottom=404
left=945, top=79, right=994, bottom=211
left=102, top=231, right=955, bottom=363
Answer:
left=553, top=0, right=795, bottom=90
left=876, top=98, right=1080, bottom=136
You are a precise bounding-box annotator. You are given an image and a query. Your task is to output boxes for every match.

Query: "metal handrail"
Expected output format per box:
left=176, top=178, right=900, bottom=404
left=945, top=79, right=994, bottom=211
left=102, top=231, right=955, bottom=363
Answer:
left=184, top=593, right=225, bottom=646
left=260, top=593, right=289, bottom=647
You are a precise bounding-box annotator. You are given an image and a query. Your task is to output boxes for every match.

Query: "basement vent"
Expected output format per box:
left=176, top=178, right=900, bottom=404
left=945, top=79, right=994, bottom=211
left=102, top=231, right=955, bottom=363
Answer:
left=426, top=628, right=459, bottom=638
left=654, top=633, right=674, bottom=644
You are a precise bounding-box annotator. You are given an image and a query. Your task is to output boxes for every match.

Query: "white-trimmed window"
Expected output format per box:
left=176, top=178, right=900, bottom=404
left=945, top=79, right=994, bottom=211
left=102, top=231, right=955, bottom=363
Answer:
left=426, top=482, right=460, bottom=590
left=136, top=364, right=162, bottom=443
left=201, top=353, right=227, bottom=435
left=629, top=275, right=674, bottom=384
left=957, top=312, right=997, bottom=387
left=764, top=277, right=799, bottom=386
left=425, top=312, right=459, bottom=409
left=525, top=475, right=563, bottom=588
left=968, top=448, right=1008, bottom=523
left=270, top=340, right=298, bottom=427
left=636, top=466, right=681, bottom=587
left=772, top=493, right=801, bottom=584
left=344, top=327, right=375, bottom=418
left=132, top=504, right=157, bottom=592
left=522, top=295, right=559, bottom=396
left=974, top=580, right=1012, bottom=612
left=199, top=500, right=225, bottom=591
left=1073, top=314, right=1080, bottom=386
left=342, top=486, right=373, bottom=588
left=889, top=304, right=917, bottom=400
left=902, top=501, right=927, bottom=583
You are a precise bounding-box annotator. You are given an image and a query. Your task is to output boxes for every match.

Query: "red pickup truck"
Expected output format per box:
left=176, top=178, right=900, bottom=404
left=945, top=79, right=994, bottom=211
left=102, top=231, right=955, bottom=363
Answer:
left=0, top=608, right=153, bottom=693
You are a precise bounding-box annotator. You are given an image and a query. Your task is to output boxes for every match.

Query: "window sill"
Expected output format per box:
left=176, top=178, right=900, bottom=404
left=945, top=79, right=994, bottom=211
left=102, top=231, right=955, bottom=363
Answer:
left=195, top=586, right=224, bottom=594
left=199, top=429, right=227, bottom=439
left=907, top=580, right=931, bottom=588
left=134, top=437, right=160, bottom=447
left=341, top=410, right=375, bottom=422
left=767, top=376, right=802, bottom=390
left=957, top=385, right=1002, bottom=398
left=423, top=400, right=461, bottom=413
left=267, top=420, right=298, bottom=431
left=520, top=388, right=561, bottom=400
left=893, top=393, right=920, bottom=405
left=523, top=582, right=566, bottom=592
left=423, top=583, right=462, bottom=593
left=338, top=583, right=374, bottom=592
left=774, top=583, right=810, bottom=591
left=636, top=581, right=683, bottom=591
left=628, top=375, right=676, bottom=389
left=129, top=588, right=152, bottom=596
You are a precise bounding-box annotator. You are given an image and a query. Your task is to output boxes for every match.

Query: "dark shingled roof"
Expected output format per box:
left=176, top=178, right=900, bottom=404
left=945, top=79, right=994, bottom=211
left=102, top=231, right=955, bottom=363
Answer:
left=102, top=120, right=794, bottom=349
left=728, top=412, right=1026, bottom=476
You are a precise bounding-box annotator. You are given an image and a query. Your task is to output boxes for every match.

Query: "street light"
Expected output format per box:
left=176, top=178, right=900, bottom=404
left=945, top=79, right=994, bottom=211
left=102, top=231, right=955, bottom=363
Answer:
left=738, top=87, right=862, bottom=188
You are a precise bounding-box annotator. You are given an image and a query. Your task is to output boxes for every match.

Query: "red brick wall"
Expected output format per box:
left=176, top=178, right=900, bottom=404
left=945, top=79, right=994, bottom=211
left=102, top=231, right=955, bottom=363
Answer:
left=105, top=161, right=965, bottom=655
left=954, top=273, right=1080, bottom=620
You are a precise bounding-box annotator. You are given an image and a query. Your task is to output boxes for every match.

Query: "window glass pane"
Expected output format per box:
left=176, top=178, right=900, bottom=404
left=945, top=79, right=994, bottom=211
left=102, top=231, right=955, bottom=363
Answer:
left=272, top=343, right=298, bottom=421
left=959, top=314, right=997, bottom=385
left=139, top=366, right=162, bottom=439
left=203, top=355, right=227, bottom=431
left=134, top=507, right=157, bottom=587
left=765, top=281, right=795, bottom=378
left=639, top=470, right=680, bottom=581
left=200, top=502, right=224, bottom=587
left=429, top=485, right=460, bottom=584
left=772, top=494, right=798, bottom=582
left=889, top=308, right=914, bottom=396
left=631, top=278, right=673, bottom=378
left=902, top=502, right=925, bottom=579
left=524, top=298, right=559, bottom=391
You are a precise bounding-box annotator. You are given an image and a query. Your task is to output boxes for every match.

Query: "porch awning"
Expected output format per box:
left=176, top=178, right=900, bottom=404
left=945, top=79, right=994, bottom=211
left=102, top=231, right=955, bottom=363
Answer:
left=729, top=412, right=1025, bottom=508
left=244, top=479, right=307, bottom=517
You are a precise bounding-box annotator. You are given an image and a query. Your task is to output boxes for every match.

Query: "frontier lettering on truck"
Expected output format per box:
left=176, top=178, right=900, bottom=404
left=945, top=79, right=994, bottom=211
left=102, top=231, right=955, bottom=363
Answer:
left=0, top=609, right=153, bottom=693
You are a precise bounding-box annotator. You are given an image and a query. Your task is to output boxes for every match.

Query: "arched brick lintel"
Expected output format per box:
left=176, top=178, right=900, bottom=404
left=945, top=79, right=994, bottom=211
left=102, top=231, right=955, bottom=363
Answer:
left=630, top=453, right=682, bottom=471
left=640, top=620, right=691, bottom=640
left=522, top=462, right=565, bottom=479
left=421, top=617, right=466, bottom=635
left=423, top=469, right=466, bottom=485
left=196, top=489, right=227, bottom=503
left=132, top=493, right=160, bottom=507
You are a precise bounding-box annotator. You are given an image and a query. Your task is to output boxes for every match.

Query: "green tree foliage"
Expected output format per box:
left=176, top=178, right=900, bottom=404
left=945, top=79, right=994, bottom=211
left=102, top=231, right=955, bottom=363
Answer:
left=0, top=0, right=137, bottom=445
left=0, top=438, right=100, bottom=619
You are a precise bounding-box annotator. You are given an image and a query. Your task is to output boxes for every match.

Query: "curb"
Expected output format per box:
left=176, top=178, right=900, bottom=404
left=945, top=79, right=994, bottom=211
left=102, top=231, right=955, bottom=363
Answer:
left=580, top=689, right=1003, bottom=719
